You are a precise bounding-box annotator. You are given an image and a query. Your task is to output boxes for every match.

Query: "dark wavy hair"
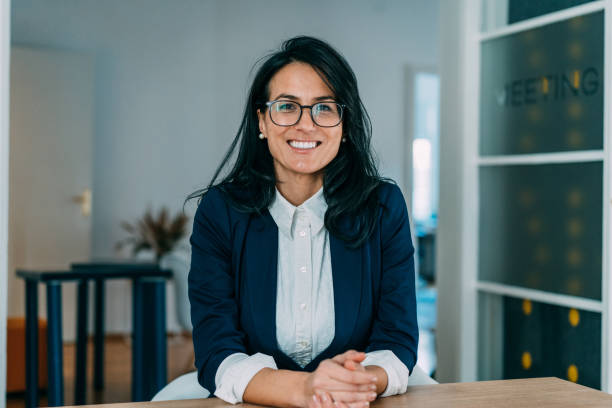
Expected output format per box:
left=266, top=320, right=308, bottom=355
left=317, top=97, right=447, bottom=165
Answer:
left=187, top=36, right=386, bottom=247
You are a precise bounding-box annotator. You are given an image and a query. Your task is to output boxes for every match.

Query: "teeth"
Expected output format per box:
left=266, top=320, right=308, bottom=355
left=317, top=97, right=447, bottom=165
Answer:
left=289, top=140, right=317, bottom=149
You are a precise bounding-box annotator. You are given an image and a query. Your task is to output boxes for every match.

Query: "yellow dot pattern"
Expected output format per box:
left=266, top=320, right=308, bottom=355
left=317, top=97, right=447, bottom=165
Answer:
left=514, top=303, right=587, bottom=384
left=526, top=217, right=542, bottom=235
left=566, top=129, right=583, bottom=148
left=569, top=309, right=580, bottom=327
left=566, top=248, right=583, bottom=267
left=566, top=277, right=583, bottom=295
left=541, top=77, right=549, bottom=93
left=534, top=245, right=551, bottom=265
left=528, top=51, right=543, bottom=67
left=567, top=101, right=583, bottom=119
left=572, top=70, right=580, bottom=87
left=568, top=42, right=583, bottom=59
left=518, top=190, right=535, bottom=208
left=522, top=352, right=532, bottom=370
left=567, top=189, right=583, bottom=208
left=522, top=299, right=532, bottom=316
left=566, top=218, right=583, bottom=238
left=527, top=106, right=542, bottom=122
left=519, top=135, right=535, bottom=152
left=568, top=364, right=579, bottom=383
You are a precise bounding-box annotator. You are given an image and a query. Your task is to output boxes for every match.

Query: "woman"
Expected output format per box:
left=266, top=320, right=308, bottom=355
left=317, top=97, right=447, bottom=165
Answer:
left=188, top=36, right=418, bottom=408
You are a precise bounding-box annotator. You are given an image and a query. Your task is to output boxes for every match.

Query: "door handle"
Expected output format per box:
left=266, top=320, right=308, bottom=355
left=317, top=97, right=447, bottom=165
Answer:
left=72, top=188, right=92, bottom=217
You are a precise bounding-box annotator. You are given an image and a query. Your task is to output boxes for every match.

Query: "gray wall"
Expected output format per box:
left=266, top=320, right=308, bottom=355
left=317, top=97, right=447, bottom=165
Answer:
left=10, top=0, right=439, bottom=333
left=1, top=0, right=10, bottom=404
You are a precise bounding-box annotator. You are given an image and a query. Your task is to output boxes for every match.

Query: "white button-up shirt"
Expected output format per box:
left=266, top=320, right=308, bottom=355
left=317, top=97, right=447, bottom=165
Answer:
left=213, top=187, right=409, bottom=403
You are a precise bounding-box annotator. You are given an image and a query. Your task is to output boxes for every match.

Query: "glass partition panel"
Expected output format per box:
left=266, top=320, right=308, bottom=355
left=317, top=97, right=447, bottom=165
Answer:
left=509, top=0, right=598, bottom=23
left=481, top=0, right=598, bottom=32
left=479, top=162, right=602, bottom=299
left=480, top=11, right=603, bottom=155
left=478, top=293, right=601, bottom=389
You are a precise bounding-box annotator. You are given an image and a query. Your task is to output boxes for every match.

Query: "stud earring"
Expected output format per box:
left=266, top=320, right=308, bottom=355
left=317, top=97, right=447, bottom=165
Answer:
left=259, top=133, right=265, bottom=140
left=342, top=137, right=347, bottom=143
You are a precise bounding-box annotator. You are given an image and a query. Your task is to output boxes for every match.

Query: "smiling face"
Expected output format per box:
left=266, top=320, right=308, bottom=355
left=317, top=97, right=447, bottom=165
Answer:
left=257, top=62, right=343, bottom=186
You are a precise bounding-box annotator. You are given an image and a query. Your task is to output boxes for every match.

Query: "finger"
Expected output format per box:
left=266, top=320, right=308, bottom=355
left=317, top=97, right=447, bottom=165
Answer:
left=344, top=360, right=357, bottom=371
left=310, top=394, right=322, bottom=408
left=348, top=351, right=366, bottom=363
left=332, top=350, right=365, bottom=364
left=334, top=401, right=350, bottom=408
left=347, top=402, right=370, bottom=408
left=330, top=391, right=377, bottom=404
left=344, top=359, right=366, bottom=372
left=316, top=391, right=335, bottom=408
left=331, top=350, right=364, bottom=365
left=325, top=362, right=377, bottom=385
left=314, top=378, right=376, bottom=392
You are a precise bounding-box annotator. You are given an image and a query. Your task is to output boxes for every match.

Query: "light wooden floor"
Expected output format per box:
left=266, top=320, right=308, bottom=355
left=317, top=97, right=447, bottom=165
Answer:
left=6, top=334, right=195, bottom=408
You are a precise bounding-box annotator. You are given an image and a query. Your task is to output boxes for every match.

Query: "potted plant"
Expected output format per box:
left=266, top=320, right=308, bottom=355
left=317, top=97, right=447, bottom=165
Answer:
left=115, top=206, right=189, bottom=262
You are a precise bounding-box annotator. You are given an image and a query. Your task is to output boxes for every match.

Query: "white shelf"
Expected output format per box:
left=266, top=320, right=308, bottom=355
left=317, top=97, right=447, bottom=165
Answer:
left=476, top=281, right=603, bottom=313
left=478, top=151, right=605, bottom=166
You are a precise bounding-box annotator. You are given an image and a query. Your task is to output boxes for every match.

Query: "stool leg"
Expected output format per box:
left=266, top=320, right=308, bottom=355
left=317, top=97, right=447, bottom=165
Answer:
left=152, top=278, right=167, bottom=395
left=47, top=281, right=64, bottom=406
left=140, top=278, right=168, bottom=399
left=25, top=280, right=39, bottom=408
left=75, top=280, right=89, bottom=405
left=94, top=279, right=105, bottom=390
left=132, top=278, right=144, bottom=402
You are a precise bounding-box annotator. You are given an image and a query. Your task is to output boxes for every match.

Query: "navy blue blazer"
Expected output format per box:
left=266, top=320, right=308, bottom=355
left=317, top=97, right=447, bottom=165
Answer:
left=188, top=181, right=418, bottom=394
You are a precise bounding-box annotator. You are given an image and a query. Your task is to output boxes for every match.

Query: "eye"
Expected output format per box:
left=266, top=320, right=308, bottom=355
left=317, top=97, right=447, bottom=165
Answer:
left=314, top=103, right=338, bottom=114
left=274, top=101, right=298, bottom=113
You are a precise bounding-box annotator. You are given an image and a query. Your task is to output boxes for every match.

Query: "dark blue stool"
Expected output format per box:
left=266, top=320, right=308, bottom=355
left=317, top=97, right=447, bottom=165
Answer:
left=17, top=263, right=171, bottom=408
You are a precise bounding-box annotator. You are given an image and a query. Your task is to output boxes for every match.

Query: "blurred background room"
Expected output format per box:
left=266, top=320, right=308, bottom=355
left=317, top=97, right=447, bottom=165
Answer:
left=1, top=0, right=611, bottom=407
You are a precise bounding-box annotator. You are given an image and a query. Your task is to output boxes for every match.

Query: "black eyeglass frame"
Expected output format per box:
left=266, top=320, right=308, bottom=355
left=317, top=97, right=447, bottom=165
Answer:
left=264, top=100, right=346, bottom=128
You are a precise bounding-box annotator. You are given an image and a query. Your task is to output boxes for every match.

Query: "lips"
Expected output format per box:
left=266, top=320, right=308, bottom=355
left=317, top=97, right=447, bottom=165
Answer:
left=288, top=140, right=321, bottom=150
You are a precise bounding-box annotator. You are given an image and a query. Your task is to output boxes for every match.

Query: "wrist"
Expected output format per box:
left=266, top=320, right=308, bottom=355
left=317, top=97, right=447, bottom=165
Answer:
left=365, top=365, right=388, bottom=395
left=294, top=371, right=312, bottom=408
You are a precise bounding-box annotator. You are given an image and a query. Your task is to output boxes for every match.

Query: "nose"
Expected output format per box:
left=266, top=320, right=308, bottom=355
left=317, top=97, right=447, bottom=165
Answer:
left=295, top=107, right=316, bottom=130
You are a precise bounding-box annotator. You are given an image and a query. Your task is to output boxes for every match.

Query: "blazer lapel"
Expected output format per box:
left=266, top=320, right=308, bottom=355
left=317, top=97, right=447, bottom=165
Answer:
left=245, top=211, right=280, bottom=355
left=328, top=234, right=363, bottom=353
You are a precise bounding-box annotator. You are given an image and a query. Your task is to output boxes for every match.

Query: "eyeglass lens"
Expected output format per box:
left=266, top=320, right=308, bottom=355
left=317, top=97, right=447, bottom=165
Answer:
left=269, top=101, right=342, bottom=127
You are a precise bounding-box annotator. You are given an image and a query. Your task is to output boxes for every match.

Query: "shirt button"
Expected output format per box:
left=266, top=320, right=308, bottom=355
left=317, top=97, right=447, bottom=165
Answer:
left=300, top=341, right=309, bottom=348
left=299, top=230, right=306, bottom=237
left=299, top=266, right=307, bottom=273
left=300, top=303, right=307, bottom=310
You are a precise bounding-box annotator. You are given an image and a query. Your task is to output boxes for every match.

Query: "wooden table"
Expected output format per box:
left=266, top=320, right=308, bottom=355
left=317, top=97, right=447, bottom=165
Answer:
left=59, top=378, right=612, bottom=408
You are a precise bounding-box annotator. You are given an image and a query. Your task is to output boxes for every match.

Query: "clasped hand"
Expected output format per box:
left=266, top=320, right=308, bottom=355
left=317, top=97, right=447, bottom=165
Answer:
left=303, top=350, right=378, bottom=408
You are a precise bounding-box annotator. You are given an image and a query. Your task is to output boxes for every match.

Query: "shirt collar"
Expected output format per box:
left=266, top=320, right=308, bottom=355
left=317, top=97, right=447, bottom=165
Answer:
left=268, top=186, right=327, bottom=239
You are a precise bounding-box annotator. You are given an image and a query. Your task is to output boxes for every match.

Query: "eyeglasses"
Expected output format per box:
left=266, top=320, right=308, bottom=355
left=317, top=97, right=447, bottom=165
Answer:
left=265, top=100, right=345, bottom=127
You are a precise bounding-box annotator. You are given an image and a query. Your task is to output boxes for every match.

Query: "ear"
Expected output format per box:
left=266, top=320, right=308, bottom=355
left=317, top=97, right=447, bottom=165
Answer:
left=257, top=108, right=266, bottom=134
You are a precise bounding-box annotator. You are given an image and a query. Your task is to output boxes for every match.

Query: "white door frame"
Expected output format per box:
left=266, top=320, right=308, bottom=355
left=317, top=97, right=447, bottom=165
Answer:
left=1, top=0, right=11, bottom=406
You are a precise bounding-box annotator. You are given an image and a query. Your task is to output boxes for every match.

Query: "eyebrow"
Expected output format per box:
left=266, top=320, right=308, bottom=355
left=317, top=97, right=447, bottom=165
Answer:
left=272, top=93, right=336, bottom=102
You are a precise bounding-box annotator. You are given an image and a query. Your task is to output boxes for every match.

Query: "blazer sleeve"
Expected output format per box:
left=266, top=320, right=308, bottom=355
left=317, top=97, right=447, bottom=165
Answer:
left=365, top=184, right=418, bottom=373
left=188, top=188, right=247, bottom=394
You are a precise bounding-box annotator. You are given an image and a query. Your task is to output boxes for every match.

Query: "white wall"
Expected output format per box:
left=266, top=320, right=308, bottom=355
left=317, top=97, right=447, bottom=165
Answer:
left=436, top=0, right=478, bottom=383
left=10, top=0, right=439, bottom=333
left=436, top=0, right=464, bottom=383
left=1, top=0, right=10, bottom=405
